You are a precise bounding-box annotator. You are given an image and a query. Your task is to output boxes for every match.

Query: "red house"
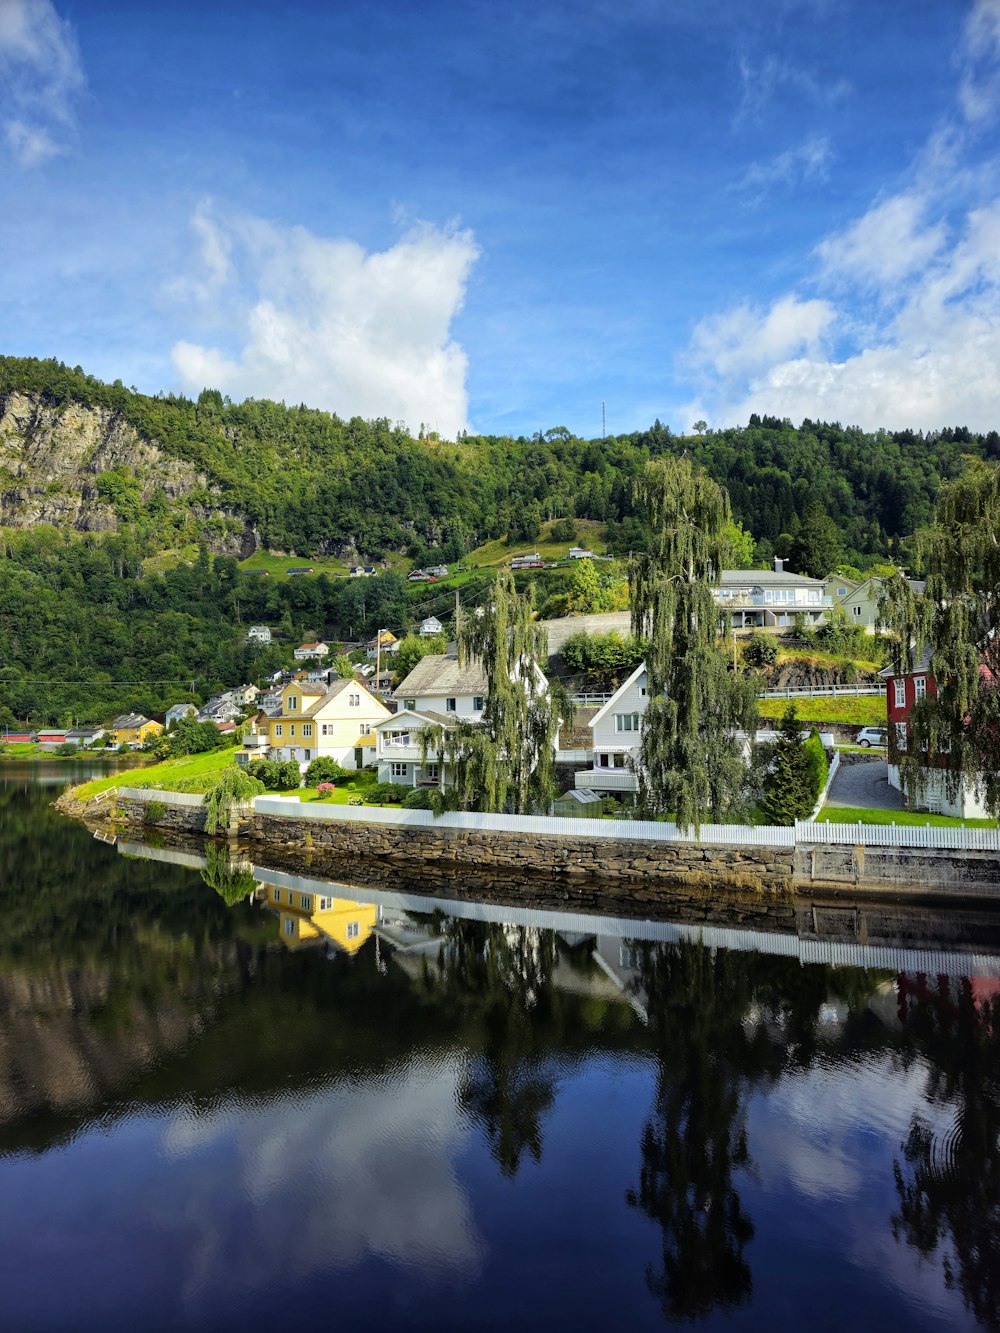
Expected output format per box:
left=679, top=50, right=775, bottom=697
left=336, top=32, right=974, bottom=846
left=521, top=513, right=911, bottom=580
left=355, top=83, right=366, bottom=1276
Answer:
left=879, top=649, right=994, bottom=818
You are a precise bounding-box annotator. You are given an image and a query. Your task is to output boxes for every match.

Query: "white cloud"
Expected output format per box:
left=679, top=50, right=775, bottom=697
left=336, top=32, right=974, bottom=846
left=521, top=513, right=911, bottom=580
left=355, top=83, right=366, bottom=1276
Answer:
left=815, top=194, right=948, bottom=290
left=170, top=208, right=480, bottom=438
left=679, top=5, right=1000, bottom=433
left=958, top=0, right=1000, bottom=122
left=0, top=0, right=85, bottom=168
left=735, top=54, right=850, bottom=125
left=737, top=134, right=832, bottom=201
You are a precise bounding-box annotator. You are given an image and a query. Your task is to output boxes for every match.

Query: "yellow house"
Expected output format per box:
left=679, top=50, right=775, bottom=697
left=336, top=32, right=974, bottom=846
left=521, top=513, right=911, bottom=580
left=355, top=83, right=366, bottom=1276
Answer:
left=261, top=882, right=377, bottom=954
left=109, top=713, right=164, bottom=748
left=252, top=678, right=390, bottom=770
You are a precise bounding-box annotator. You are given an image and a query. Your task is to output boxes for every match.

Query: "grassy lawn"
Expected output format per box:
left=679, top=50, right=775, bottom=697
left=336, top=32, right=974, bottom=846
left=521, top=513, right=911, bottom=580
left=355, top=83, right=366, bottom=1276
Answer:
left=238, top=551, right=350, bottom=580
left=73, top=747, right=242, bottom=800
left=465, top=519, right=609, bottom=569
left=757, top=695, right=885, bottom=726
left=817, top=805, right=997, bottom=829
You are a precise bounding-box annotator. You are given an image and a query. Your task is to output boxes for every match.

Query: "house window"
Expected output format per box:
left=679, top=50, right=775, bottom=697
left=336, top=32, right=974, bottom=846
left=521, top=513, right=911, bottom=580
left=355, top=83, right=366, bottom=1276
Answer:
left=300, top=895, right=312, bottom=911
left=473, top=696, right=484, bottom=711
left=640, top=687, right=647, bottom=696
left=914, top=675, right=926, bottom=701
left=390, top=762, right=408, bottom=778
left=852, top=605, right=862, bottom=618
left=287, top=696, right=297, bottom=711
left=289, top=724, right=295, bottom=738
left=346, top=922, right=360, bottom=940
left=360, top=723, right=371, bottom=735
left=349, top=694, right=360, bottom=707
left=895, top=722, right=908, bottom=750
left=302, top=723, right=313, bottom=737
left=599, top=752, right=609, bottom=767
left=837, top=586, right=848, bottom=596
left=615, top=712, right=640, bottom=732
left=285, top=919, right=295, bottom=936
left=319, top=898, right=329, bottom=911
left=895, top=680, right=906, bottom=709
left=446, top=697, right=457, bottom=713
left=425, top=763, right=440, bottom=780
left=273, top=889, right=281, bottom=903
left=613, top=754, right=627, bottom=768
left=274, top=724, right=283, bottom=737
left=321, top=723, right=334, bottom=736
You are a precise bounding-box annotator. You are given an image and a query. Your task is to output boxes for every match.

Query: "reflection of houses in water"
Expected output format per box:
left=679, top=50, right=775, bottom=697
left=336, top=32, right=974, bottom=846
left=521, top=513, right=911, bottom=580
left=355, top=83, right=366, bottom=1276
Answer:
left=258, top=883, right=377, bottom=957
left=896, top=972, right=1000, bottom=1027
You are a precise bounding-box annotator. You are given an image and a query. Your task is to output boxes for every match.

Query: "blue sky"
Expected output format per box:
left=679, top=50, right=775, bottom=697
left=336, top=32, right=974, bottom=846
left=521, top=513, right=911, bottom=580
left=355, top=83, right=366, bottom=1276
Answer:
left=3, top=0, right=1000, bottom=439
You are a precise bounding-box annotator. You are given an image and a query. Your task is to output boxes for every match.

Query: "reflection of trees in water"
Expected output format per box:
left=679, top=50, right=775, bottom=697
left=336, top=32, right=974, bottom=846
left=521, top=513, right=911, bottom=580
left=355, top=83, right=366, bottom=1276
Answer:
left=442, top=921, right=559, bottom=1177
left=200, top=844, right=256, bottom=907
left=625, top=941, right=873, bottom=1323
left=892, top=980, right=1000, bottom=1333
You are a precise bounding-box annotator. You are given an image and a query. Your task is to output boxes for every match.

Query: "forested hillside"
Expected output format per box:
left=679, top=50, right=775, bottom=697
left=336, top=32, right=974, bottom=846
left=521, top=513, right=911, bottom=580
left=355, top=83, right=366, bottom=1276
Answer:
left=2, top=354, right=998, bottom=726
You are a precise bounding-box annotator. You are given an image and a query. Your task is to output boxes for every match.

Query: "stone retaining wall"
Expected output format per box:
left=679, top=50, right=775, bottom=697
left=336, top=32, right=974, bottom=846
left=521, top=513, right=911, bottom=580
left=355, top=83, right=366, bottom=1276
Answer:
left=94, top=791, right=1000, bottom=904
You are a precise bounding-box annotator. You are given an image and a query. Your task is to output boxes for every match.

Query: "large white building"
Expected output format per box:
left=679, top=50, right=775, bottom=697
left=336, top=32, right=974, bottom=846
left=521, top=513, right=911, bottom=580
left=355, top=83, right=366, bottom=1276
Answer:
left=373, top=655, right=489, bottom=788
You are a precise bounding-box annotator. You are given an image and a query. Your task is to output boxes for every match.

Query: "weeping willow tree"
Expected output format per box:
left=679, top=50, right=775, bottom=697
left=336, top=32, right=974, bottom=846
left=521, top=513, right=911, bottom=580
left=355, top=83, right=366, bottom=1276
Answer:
left=629, top=456, right=758, bottom=829
left=203, top=766, right=265, bottom=834
left=200, top=842, right=257, bottom=906
left=878, top=460, right=1000, bottom=816
left=421, top=569, right=558, bottom=814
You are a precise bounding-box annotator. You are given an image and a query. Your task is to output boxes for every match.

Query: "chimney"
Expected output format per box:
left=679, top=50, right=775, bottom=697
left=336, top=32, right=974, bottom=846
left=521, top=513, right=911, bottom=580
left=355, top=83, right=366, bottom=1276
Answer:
left=774, top=557, right=785, bottom=573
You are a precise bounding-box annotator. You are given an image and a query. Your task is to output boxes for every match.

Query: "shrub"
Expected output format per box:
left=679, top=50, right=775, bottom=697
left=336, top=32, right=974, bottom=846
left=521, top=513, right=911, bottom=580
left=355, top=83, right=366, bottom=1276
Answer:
left=402, top=788, right=435, bottom=809
left=305, top=757, right=349, bottom=786
left=144, top=800, right=166, bottom=823
left=550, top=517, right=577, bottom=542
left=204, top=767, right=265, bottom=834
left=560, top=629, right=646, bottom=676
left=348, top=795, right=364, bottom=805
left=366, top=782, right=410, bottom=805
left=247, top=758, right=301, bottom=790
left=274, top=760, right=302, bottom=791
left=743, top=632, right=777, bottom=669
left=55, top=741, right=80, bottom=755
left=804, top=727, right=829, bottom=797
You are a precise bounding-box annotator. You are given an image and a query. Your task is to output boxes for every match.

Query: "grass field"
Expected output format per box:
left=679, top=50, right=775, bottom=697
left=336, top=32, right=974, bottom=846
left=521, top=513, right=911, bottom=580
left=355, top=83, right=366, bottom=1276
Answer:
left=464, top=519, right=610, bottom=569
left=757, top=695, right=884, bottom=727
left=73, top=748, right=241, bottom=800
left=773, top=648, right=885, bottom=675
left=817, top=805, right=997, bottom=829
left=238, top=551, right=351, bottom=580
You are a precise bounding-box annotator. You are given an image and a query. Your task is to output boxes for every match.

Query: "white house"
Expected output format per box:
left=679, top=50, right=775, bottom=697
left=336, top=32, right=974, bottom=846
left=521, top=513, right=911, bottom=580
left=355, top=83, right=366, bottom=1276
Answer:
left=568, top=547, right=594, bottom=560
left=574, top=663, right=649, bottom=794
left=716, top=566, right=830, bottom=629
left=294, top=641, right=330, bottom=661
left=835, top=576, right=925, bottom=634
left=165, top=703, right=198, bottom=727
left=232, top=683, right=260, bottom=708
left=237, top=677, right=391, bottom=771
left=373, top=654, right=490, bottom=787
left=247, top=625, right=272, bottom=644
left=419, top=616, right=444, bottom=637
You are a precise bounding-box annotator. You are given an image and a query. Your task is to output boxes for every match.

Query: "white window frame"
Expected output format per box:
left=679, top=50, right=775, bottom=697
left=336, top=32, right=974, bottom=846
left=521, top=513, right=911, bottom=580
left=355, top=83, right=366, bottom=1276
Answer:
left=288, top=723, right=295, bottom=738
left=446, top=697, right=457, bottom=713
left=273, top=723, right=283, bottom=737
left=390, top=762, right=408, bottom=778
left=285, top=919, right=296, bottom=936
left=287, top=696, right=297, bottom=711
left=404, top=699, right=416, bottom=710
left=360, top=723, right=371, bottom=735
left=349, top=694, right=360, bottom=708
left=914, top=675, right=927, bottom=702
left=300, top=895, right=312, bottom=911
left=895, top=679, right=906, bottom=709
left=273, top=889, right=281, bottom=903
left=614, top=712, right=640, bottom=733
left=346, top=921, right=360, bottom=940
left=473, top=696, right=484, bottom=711
left=302, top=723, right=313, bottom=737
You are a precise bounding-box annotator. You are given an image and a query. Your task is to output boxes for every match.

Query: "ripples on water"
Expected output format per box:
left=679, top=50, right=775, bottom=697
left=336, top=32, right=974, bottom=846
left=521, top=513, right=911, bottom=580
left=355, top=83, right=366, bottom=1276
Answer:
left=0, top=769, right=997, bottom=1331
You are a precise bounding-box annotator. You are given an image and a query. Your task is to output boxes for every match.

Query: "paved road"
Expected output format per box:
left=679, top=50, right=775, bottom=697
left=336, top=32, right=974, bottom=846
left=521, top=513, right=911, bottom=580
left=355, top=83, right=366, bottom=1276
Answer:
left=826, top=759, right=906, bottom=812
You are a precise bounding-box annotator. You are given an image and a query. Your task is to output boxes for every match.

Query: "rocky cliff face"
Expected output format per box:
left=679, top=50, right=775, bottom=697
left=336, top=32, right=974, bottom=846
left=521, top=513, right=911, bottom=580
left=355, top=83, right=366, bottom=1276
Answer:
left=0, top=390, right=209, bottom=534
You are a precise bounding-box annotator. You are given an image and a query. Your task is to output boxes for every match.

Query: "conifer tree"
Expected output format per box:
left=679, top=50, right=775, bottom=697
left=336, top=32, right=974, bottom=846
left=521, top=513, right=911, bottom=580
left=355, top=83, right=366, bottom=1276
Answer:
left=629, top=456, right=758, bottom=829
left=423, top=570, right=558, bottom=814
left=760, top=706, right=817, bottom=825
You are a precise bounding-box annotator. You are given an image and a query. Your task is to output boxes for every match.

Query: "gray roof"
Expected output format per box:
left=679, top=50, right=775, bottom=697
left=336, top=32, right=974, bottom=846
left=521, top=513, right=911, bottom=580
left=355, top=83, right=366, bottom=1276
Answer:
left=718, top=569, right=824, bottom=588
left=393, top=654, right=489, bottom=699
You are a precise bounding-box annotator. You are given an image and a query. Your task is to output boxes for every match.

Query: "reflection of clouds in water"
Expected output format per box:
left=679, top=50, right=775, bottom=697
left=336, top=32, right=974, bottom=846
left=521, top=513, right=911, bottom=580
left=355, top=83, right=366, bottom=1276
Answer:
left=158, top=1052, right=483, bottom=1306
left=750, top=1053, right=970, bottom=1326
left=751, top=1055, right=947, bottom=1201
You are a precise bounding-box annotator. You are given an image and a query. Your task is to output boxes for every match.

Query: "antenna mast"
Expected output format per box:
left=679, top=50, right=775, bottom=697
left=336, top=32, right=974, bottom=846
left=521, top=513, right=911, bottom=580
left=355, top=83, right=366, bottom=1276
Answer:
left=602, top=400, right=606, bottom=439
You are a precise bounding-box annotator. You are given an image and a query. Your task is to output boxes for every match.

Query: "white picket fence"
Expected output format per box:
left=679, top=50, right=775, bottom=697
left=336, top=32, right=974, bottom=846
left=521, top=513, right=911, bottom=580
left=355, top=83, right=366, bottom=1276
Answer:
left=795, top=819, right=1000, bottom=851
left=760, top=685, right=882, bottom=699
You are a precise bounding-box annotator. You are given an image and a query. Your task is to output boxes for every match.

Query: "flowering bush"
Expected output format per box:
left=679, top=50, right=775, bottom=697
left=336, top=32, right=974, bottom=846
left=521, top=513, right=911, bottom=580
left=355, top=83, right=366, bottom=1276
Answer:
left=348, top=795, right=364, bottom=806
left=316, top=783, right=336, bottom=796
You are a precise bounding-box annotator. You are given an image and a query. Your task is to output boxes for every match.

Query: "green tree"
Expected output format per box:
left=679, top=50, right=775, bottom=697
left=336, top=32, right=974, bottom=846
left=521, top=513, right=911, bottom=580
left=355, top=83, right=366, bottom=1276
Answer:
left=789, top=501, right=843, bottom=578
left=424, top=569, right=558, bottom=814
left=878, top=461, right=1000, bottom=816
left=550, top=517, right=577, bottom=542
left=759, top=706, right=817, bottom=825
left=392, top=632, right=446, bottom=684
left=743, top=632, right=777, bottom=670
left=204, top=766, right=265, bottom=834
left=333, top=653, right=355, bottom=679
left=629, top=457, right=758, bottom=828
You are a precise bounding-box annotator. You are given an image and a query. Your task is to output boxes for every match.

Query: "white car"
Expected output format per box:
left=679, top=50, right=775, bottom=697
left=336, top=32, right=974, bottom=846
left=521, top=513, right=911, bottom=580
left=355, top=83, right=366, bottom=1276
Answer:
left=856, top=727, right=888, bottom=748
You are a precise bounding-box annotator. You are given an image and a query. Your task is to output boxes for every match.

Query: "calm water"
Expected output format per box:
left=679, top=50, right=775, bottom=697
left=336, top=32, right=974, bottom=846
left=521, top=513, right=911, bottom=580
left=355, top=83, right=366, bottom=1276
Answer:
left=1, top=766, right=999, bottom=1332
